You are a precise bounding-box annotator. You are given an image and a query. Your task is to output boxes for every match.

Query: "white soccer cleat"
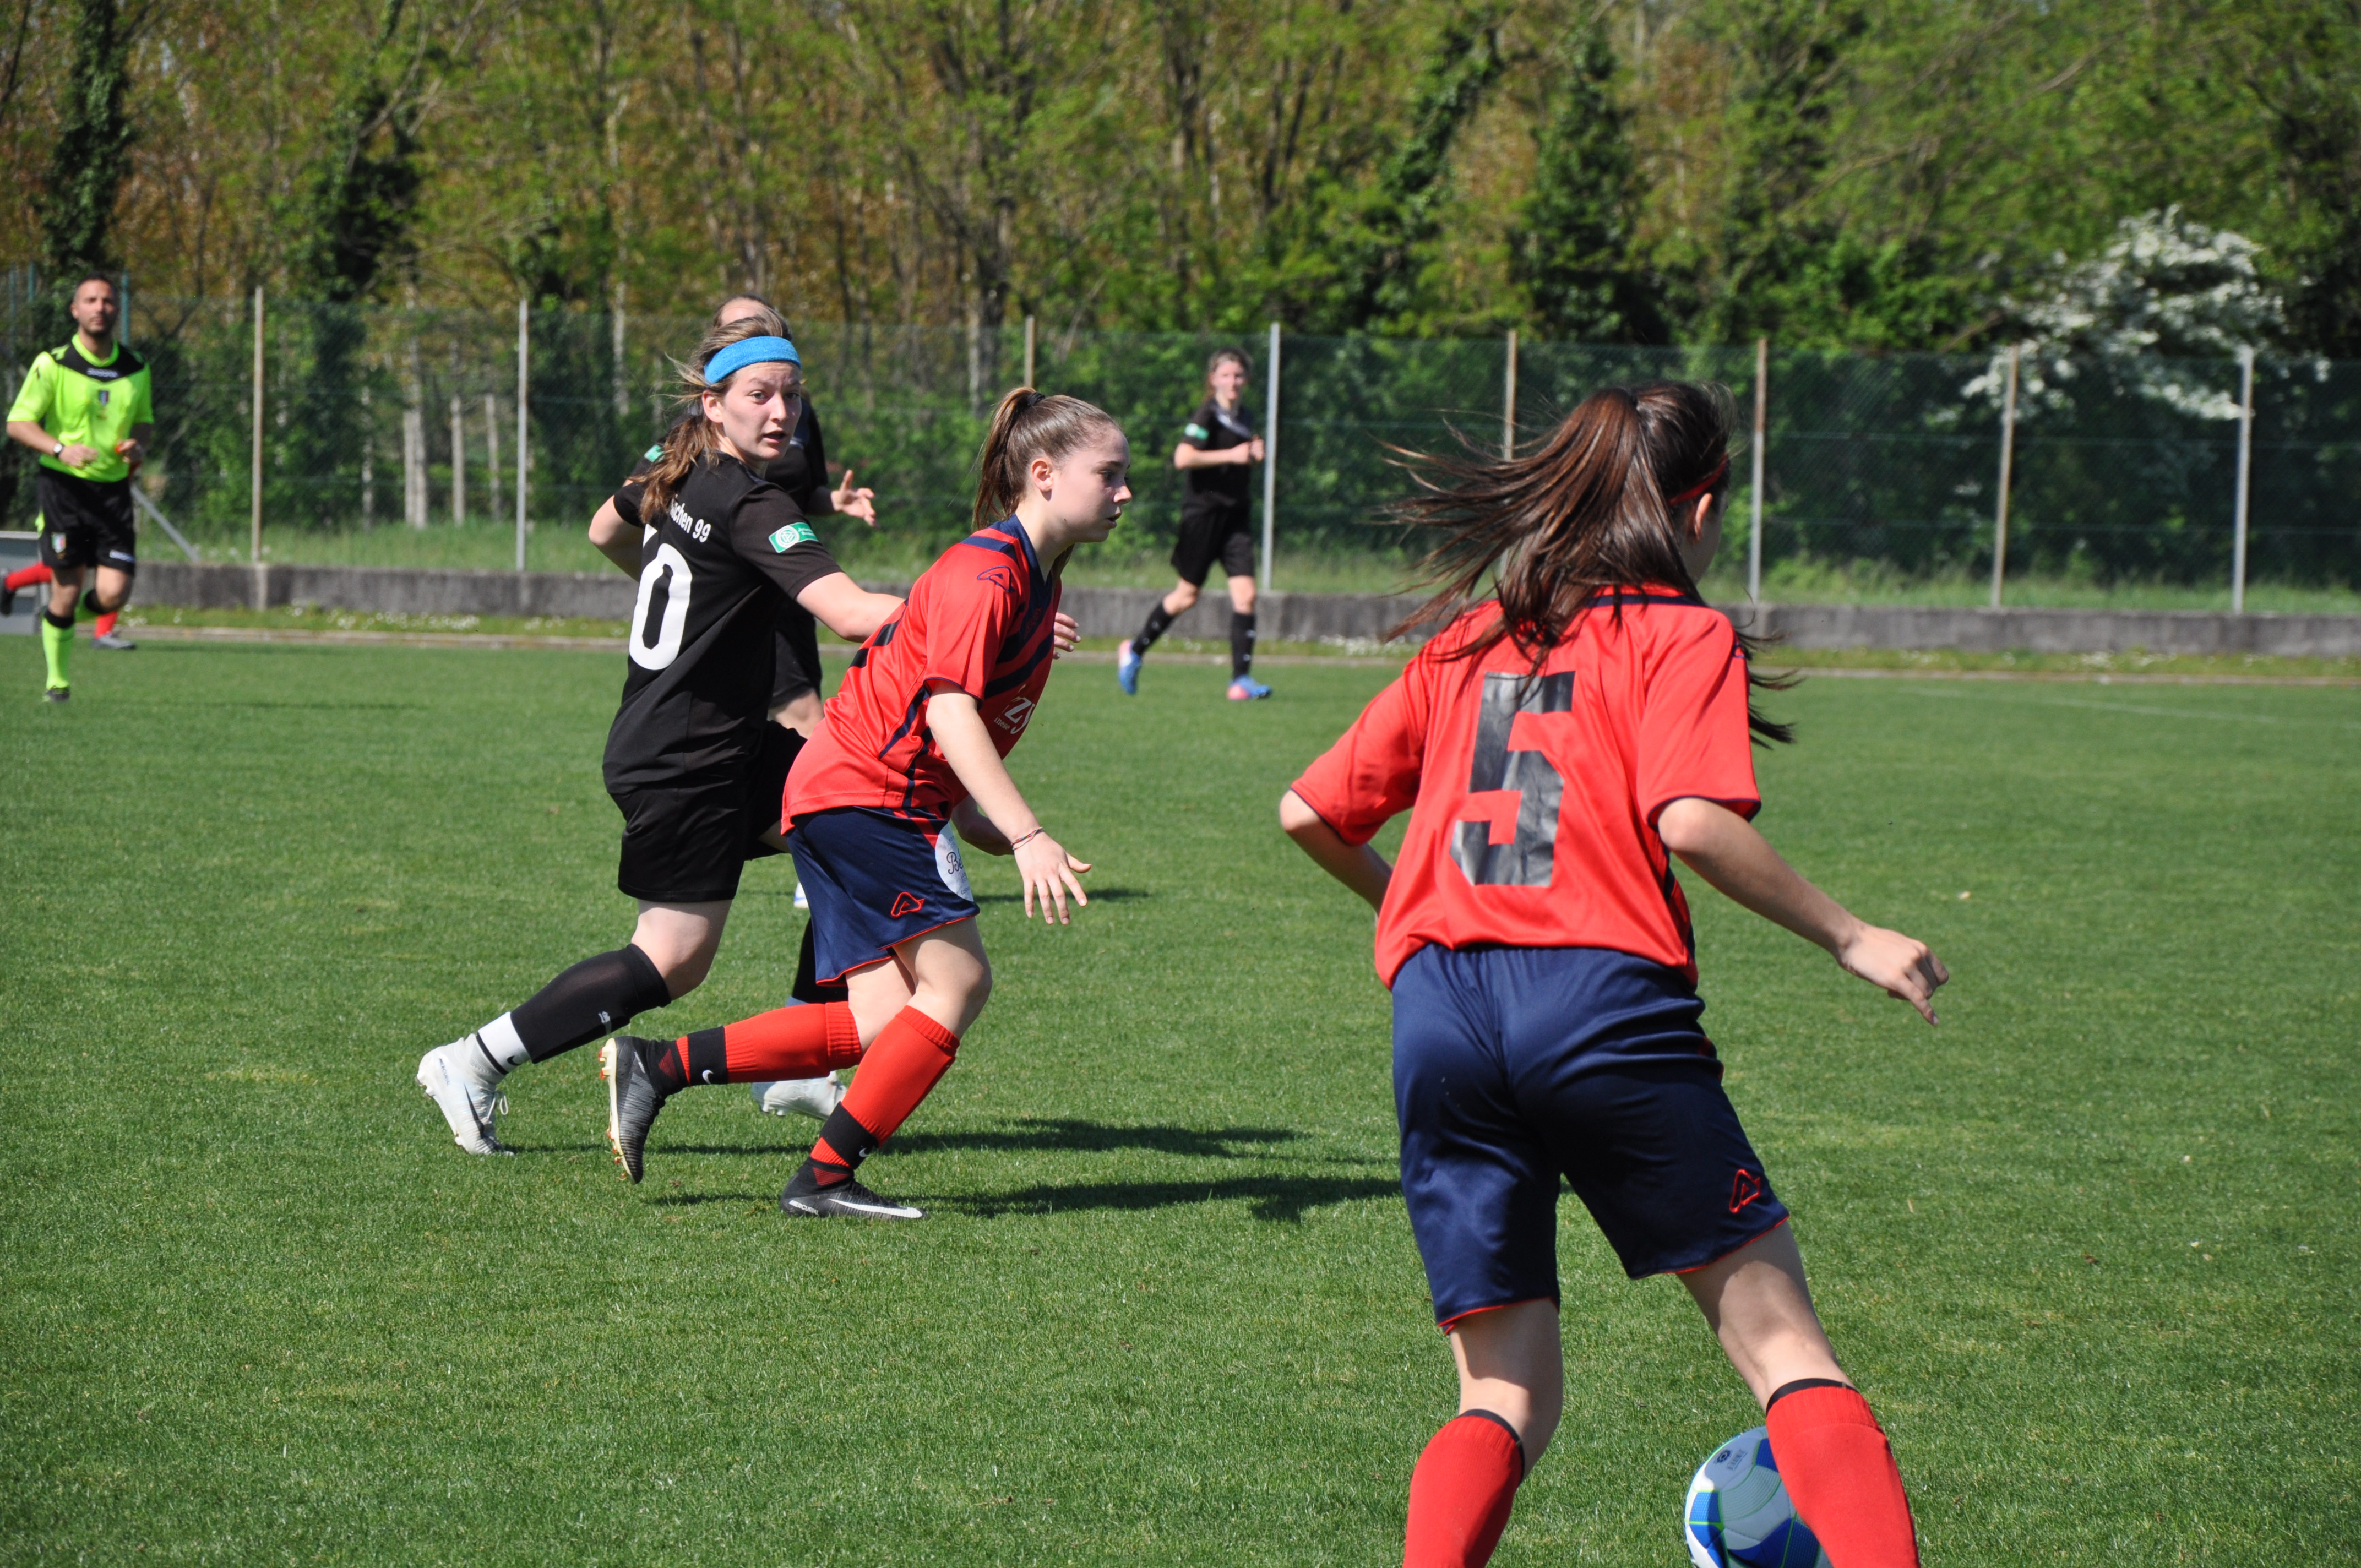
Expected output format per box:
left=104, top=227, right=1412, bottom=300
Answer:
left=750, top=1074, right=844, bottom=1120
left=416, top=1036, right=513, bottom=1156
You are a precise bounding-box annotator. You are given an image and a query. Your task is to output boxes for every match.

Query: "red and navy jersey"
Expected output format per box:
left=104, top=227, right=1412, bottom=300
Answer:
left=1290, top=589, right=1761, bottom=988
left=787, top=517, right=1063, bottom=823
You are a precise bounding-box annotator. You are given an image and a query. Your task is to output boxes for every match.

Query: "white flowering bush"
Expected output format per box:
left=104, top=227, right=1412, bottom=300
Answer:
left=1966, top=208, right=2286, bottom=421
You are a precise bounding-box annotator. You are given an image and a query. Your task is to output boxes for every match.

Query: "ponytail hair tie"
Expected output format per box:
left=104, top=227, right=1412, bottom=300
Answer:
left=1664, top=456, right=1730, bottom=507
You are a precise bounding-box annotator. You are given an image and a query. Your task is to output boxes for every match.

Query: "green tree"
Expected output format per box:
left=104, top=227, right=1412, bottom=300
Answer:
left=1265, top=3, right=1504, bottom=332
left=42, top=0, right=138, bottom=284
left=292, top=0, right=430, bottom=303
left=1506, top=17, right=1662, bottom=343
left=2240, top=2, right=2361, bottom=355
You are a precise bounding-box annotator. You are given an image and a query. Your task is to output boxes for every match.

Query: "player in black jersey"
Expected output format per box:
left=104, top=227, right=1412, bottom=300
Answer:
left=1117, top=348, right=1269, bottom=700
left=589, top=295, right=880, bottom=1121
left=415, top=315, right=906, bottom=1156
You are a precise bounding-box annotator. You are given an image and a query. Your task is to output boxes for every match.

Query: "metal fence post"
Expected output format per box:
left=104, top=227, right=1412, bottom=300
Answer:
left=1023, top=315, right=1037, bottom=388
left=449, top=392, right=466, bottom=524
left=2232, top=345, right=2255, bottom=613
left=1502, top=329, right=1518, bottom=459
left=1748, top=337, right=1767, bottom=603
left=1260, top=321, right=1281, bottom=594
left=1990, top=344, right=2020, bottom=609
left=249, top=286, right=265, bottom=602
left=483, top=393, right=501, bottom=526
left=515, top=298, right=530, bottom=573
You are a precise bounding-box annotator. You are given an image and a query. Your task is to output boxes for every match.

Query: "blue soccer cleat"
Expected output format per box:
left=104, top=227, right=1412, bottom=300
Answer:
left=1227, top=676, right=1272, bottom=701
left=1117, top=639, right=1142, bottom=695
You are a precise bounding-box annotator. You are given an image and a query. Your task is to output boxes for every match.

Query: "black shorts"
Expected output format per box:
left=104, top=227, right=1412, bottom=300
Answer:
left=1171, top=505, right=1255, bottom=587
left=35, top=470, right=135, bottom=575
left=1391, top=944, right=1789, bottom=1325
left=611, top=726, right=802, bottom=903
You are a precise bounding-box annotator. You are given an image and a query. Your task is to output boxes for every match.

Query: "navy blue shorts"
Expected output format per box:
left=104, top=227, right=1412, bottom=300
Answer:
left=788, top=807, right=981, bottom=983
left=1392, top=944, right=1788, bottom=1325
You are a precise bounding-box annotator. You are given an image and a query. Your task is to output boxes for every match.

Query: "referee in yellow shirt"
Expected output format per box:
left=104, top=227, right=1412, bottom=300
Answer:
left=4, top=274, right=153, bottom=701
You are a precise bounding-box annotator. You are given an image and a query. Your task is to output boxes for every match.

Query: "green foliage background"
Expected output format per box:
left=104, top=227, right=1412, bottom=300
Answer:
left=0, top=0, right=2352, bottom=353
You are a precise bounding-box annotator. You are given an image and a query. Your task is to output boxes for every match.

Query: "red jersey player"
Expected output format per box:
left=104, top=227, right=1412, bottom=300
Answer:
left=600, top=388, right=1129, bottom=1218
left=1282, top=381, right=1948, bottom=1568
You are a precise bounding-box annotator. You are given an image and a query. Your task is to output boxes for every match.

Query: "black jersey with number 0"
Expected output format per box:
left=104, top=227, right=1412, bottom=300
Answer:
left=603, top=453, right=841, bottom=792
left=1180, top=396, right=1257, bottom=515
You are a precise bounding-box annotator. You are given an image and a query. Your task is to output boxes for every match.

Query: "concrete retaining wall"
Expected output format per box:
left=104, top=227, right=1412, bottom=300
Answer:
left=128, top=561, right=2361, bottom=657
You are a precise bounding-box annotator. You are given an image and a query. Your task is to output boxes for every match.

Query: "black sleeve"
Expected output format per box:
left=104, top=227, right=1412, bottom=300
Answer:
left=613, top=476, right=649, bottom=531
left=1180, top=398, right=1219, bottom=448
left=796, top=403, right=834, bottom=516
left=730, top=485, right=844, bottom=601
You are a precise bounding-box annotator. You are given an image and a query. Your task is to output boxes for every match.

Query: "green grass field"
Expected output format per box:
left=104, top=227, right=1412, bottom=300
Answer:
left=3, top=639, right=2355, bottom=1564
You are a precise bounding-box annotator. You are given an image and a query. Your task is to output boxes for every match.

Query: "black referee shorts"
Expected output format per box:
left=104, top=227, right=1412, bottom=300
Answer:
left=611, top=726, right=803, bottom=904
left=1171, top=504, right=1255, bottom=587
left=35, top=470, right=136, bottom=575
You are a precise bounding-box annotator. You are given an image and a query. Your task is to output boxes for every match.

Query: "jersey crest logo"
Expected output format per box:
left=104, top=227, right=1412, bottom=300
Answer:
left=975, top=562, right=1018, bottom=595
left=768, top=522, right=818, bottom=552
left=643, top=444, right=665, bottom=462
left=889, top=891, right=927, bottom=919
left=1184, top=422, right=1210, bottom=441
left=1728, top=1169, right=1765, bottom=1213
left=96, top=389, right=108, bottom=406
left=994, top=696, right=1036, bottom=734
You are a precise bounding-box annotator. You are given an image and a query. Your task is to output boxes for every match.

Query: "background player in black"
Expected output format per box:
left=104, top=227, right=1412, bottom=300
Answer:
left=1116, top=348, right=1269, bottom=700
left=416, top=317, right=905, bottom=1156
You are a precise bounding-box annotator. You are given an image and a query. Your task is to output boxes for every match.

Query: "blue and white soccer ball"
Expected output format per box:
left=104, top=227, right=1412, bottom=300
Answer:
left=1684, top=1425, right=1830, bottom=1568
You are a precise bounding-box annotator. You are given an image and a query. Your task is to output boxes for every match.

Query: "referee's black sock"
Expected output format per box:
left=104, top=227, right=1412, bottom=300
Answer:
left=474, top=946, right=674, bottom=1073
left=1132, top=601, right=1177, bottom=655
left=1230, top=611, right=1256, bottom=679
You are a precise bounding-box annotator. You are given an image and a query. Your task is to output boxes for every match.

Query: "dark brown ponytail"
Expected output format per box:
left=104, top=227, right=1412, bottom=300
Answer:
left=972, top=386, right=1122, bottom=531
left=1388, top=380, right=1792, bottom=743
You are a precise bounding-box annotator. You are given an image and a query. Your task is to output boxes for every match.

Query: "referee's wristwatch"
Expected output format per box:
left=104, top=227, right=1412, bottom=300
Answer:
left=48, top=440, right=61, bottom=458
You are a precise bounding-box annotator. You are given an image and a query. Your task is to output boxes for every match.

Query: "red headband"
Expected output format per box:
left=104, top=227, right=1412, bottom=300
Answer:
left=1664, top=457, right=1730, bottom=507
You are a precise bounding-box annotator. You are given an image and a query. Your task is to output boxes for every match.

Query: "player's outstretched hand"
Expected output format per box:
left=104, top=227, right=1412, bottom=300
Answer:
left=1049, top=611, right=1080, bottom=657
left=1014, top=831, right=1090, bottom=924
left=1835, top=924, right=1949, bottom=1025
left=832, top=470, right=879, bottom=526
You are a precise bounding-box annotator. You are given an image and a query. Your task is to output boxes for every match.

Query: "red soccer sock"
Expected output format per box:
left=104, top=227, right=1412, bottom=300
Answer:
left=1403, top=1411, right=1525, bottom=1568
left=93, top=610, right=117, bottom=637
left=1764, top=1384, right=1920, bottom=1568
left=650, top=1002, right=861, bottom=1095
left=808, top=1005, right=960, bottom=1175
left=4, top=563, right=52, bottom=594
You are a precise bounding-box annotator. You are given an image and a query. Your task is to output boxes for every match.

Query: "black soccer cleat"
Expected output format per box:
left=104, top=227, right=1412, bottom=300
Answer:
left=1, top=583, right=14, bottom=617
left=778, top=1168, right=925, bottom=1220
left=41, top=685, right=68, bottom=703
left=599, top=1034, right=668, bottom=1184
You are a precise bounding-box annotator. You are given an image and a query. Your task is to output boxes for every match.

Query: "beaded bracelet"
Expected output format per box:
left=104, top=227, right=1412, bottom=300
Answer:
left=1010, top=827, right=1046, bottom=850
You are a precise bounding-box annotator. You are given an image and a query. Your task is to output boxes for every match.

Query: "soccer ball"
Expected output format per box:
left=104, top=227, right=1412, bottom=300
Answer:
left=1683, top=1425, right=1829, bottom=1568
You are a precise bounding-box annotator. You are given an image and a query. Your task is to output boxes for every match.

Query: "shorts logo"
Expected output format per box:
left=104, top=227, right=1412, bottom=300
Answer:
left=51, top=533, right=64, bottom=550
left=768, top=522, right=818, bottom=552
left=1728, top=1169, right=1765, bottom=1213
left=994, top=696, right=1036, bottom=734
left=889, top=891, right=927, bottom=918
left=975, top=562, right=1017, bottom=594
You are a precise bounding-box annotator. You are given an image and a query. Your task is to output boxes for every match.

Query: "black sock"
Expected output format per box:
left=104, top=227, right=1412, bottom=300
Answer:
left=42, top=607, right=74, bottom=630
left=510, top=945, right=673, bottom=1063
left=1133, top=602, right=1177, bottom=655
left=1230, top=610, right=1256, bottom=678
left=646, top=1026, right=729, bottom=1096
left=81, top=587, right=101, bottom=617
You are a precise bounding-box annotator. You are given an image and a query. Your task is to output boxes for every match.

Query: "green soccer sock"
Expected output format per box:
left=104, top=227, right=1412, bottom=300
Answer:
left=40, top=609, right=72, bottom=690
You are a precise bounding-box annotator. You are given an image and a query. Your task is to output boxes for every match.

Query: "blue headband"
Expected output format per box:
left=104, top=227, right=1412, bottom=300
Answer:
left=703, top=335, right=801, bottom=384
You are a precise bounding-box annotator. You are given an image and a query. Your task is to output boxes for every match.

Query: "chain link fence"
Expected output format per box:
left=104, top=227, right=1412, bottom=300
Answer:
left=5, top=293, right=2348, bottom=598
